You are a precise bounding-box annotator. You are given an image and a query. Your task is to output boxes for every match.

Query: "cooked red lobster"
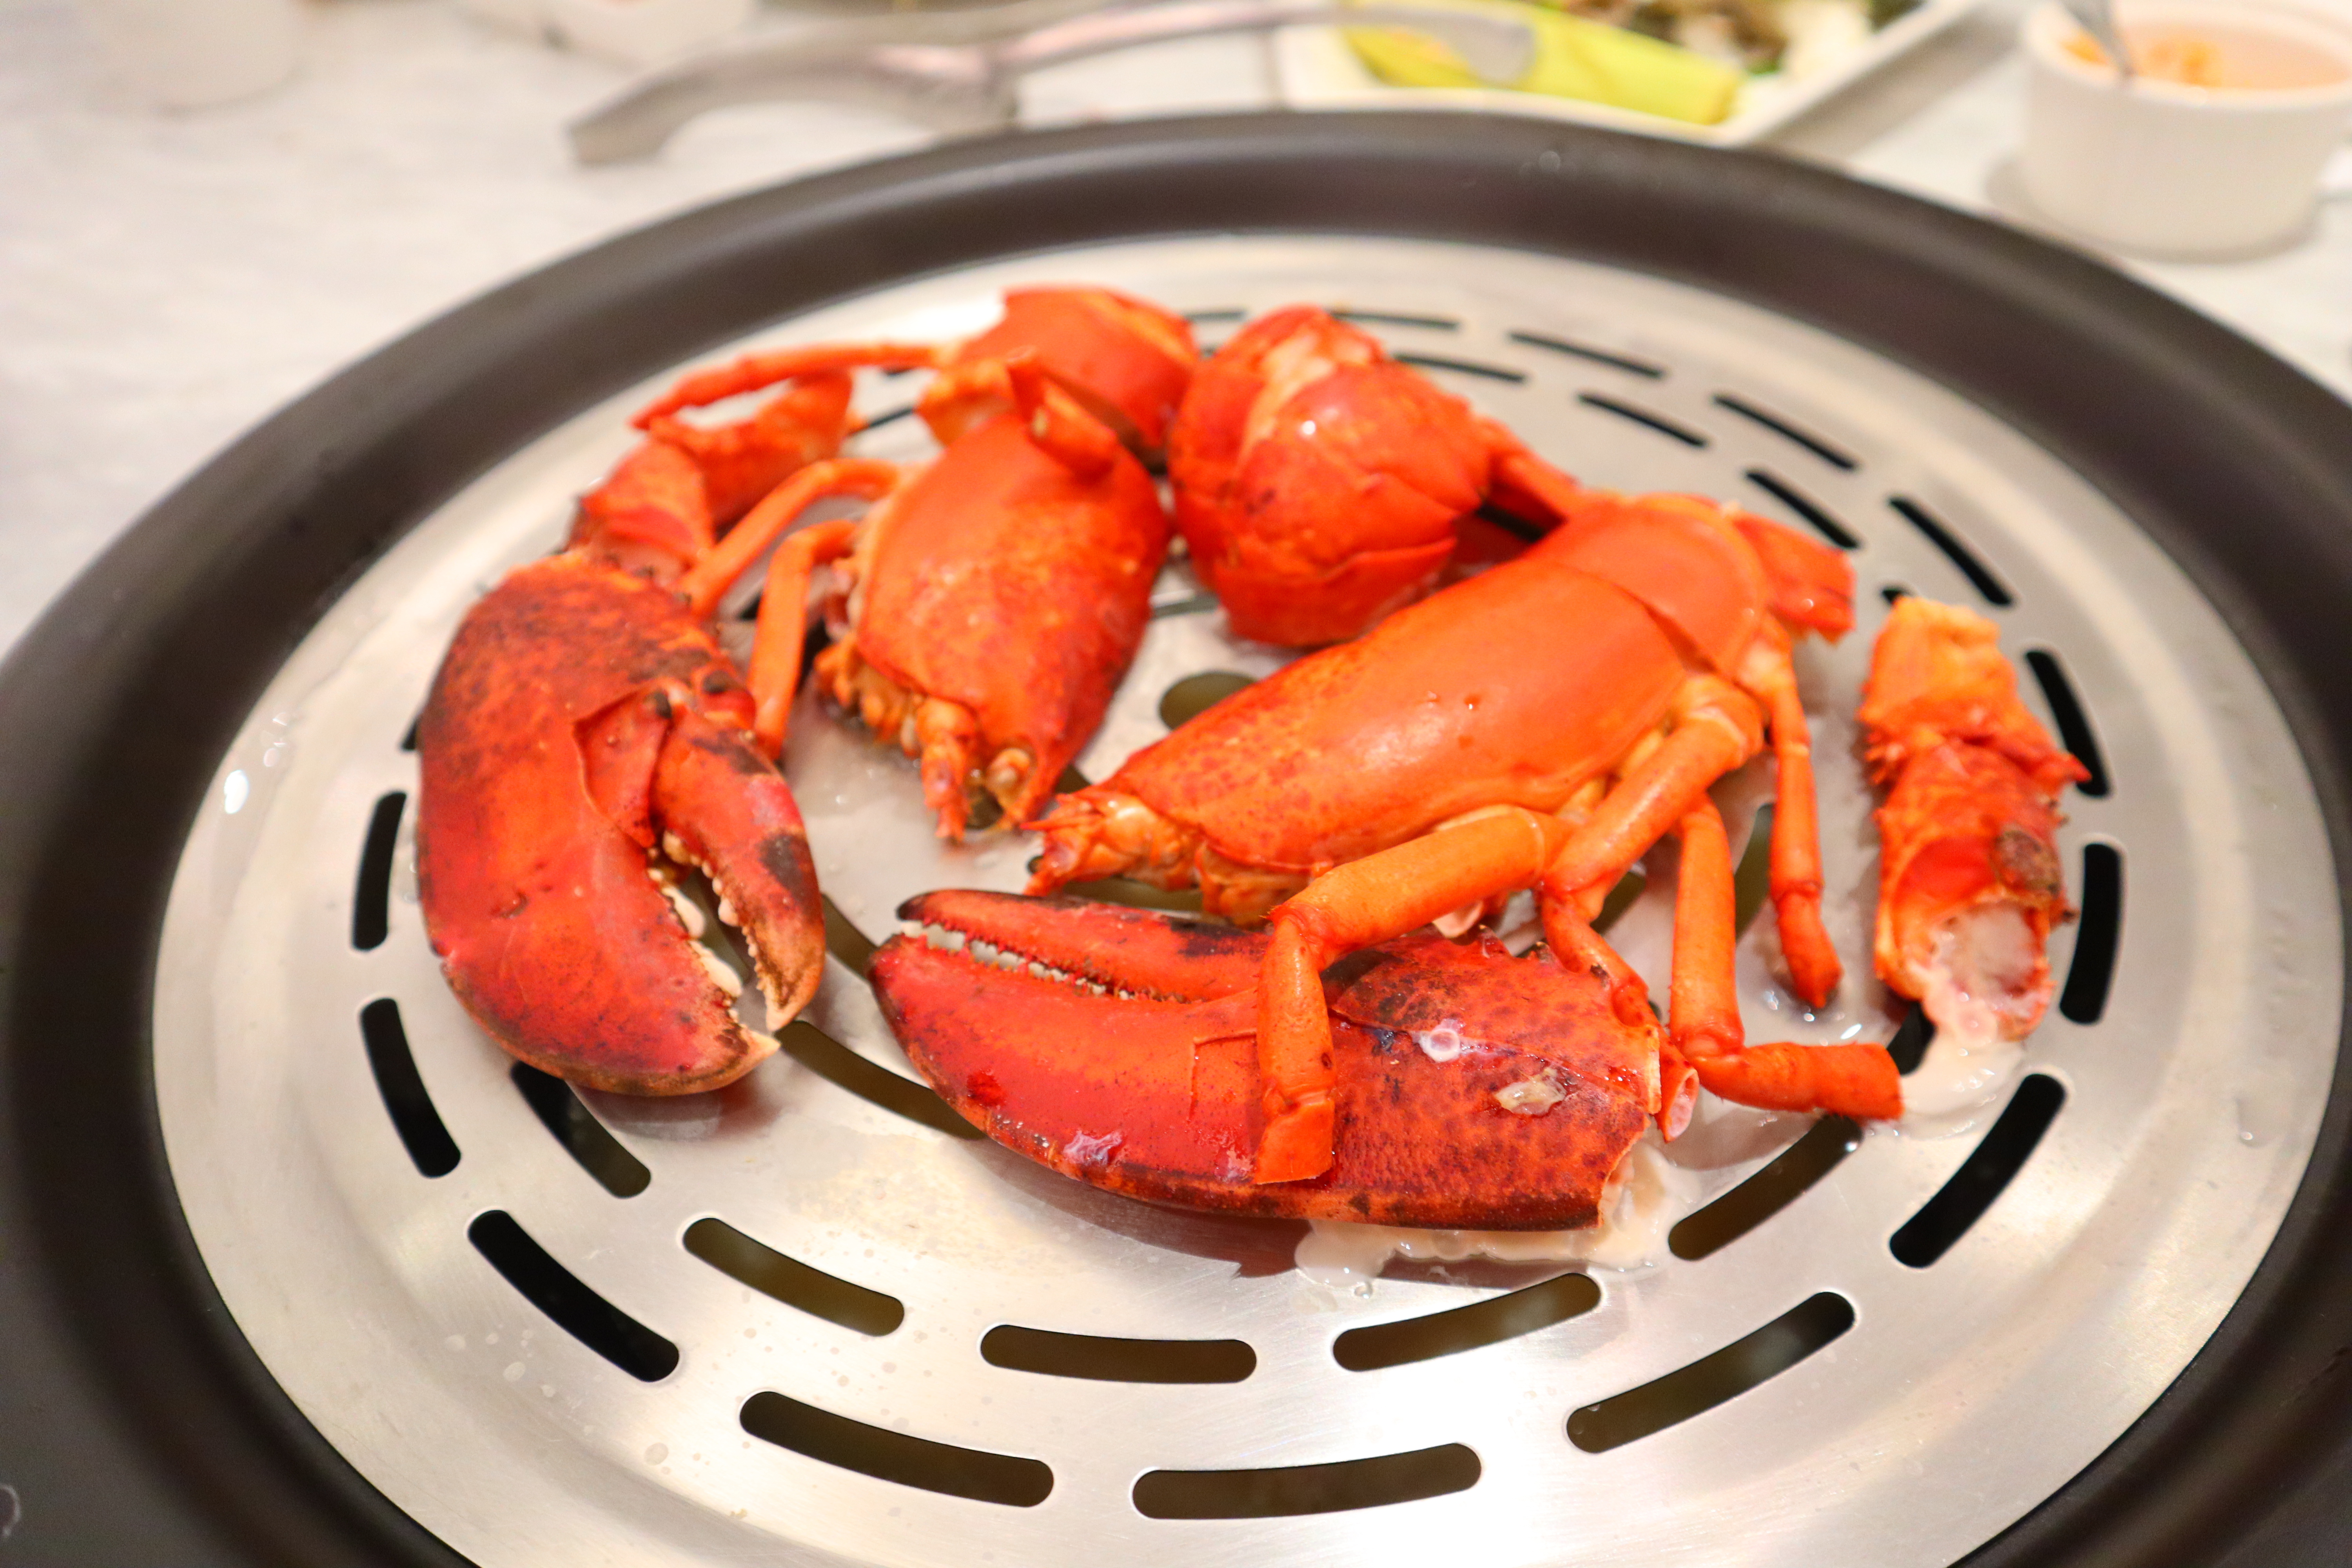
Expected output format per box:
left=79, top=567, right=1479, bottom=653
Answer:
left=417, top=287, right=1191, bottom=1093
left=876, top=487, right=1892, bottom=1202
left=632, top=287, right=1192, bottom=838
left=419, top=456, right=893, bottom=1094
left=1167, top=304, right=1582, bottom=647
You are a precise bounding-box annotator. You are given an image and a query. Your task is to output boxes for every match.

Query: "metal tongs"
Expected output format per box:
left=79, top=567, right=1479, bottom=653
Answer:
left=568, top=0, right=1537, bottom=163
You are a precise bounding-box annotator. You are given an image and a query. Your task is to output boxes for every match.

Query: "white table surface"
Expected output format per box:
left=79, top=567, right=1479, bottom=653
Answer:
left=4, top=0, right=2348, bottom=660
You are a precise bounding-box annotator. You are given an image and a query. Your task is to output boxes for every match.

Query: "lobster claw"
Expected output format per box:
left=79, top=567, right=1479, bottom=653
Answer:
left=873, top=892, right=1658, bottom=1230
left=420, top=555, right=824, bottom=1095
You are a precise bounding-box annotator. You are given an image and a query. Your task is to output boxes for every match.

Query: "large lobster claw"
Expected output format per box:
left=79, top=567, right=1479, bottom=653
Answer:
left=872, top=891, right=1659, bottom=1229
left=419, top=554, right=825, bottom=1095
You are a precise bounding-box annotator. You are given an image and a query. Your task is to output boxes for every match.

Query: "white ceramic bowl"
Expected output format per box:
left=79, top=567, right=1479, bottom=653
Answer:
left=2021, top=0, right=2352, bottom=256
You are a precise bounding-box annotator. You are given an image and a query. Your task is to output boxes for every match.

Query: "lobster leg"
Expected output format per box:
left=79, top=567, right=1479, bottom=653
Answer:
left=631, top=343, right=943, bottom=427
left=1666, top=798, right=1902, bottom=1123
left=1257, top=809, right=1579, bottom=1181
left=1737, top=625, right=1843, bottom=1005
left=1539, top=676, right=1765, bottom=918
left=749, top=517, right=860, bottom=756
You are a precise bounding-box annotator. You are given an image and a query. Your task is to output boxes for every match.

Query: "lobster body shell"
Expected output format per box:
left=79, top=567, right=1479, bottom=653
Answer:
left=1109, top=552, right=1685, bottom=875
left=877, top=893, right=1655, bottom=1228
left=1168, top=306, right=1529, bottom=647
left=419, top=554, right=824, bottom=1095
left=944, top=286, right=1198, bottom=454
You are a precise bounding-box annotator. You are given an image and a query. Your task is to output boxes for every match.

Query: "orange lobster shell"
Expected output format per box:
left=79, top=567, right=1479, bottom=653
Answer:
left=1167, top=305, right=1573, bottom=647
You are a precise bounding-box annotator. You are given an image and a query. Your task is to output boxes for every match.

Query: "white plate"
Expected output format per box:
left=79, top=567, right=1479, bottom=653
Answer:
left=1275, top=0, right=1989, bottom=145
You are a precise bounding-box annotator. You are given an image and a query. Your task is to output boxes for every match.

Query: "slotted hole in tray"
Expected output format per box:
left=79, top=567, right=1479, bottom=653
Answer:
left=684, top=1218, right=903, bottom=1336
left=1132, top=1442, right=1480, bottom=1518
left=1330, top=307, right=1460, bottom=331
left=1732, top=803, right=1774, bottom=935
left=1332, top=1272, right=1601, bottom=1371
left=1890, top=495, right=2014, bottom=607
left=1392, top=351, right=1524, bottom=384
left=981, top=1325, right=1254, bottom=1383
left=1056, top=878, right=1207, bottom=913
left=2026, top=649, right=2112, bottom=798
left=1744, top=469, right=1862, bottom=550
left=510, top=1064, right=649, bottom=1198
left=822, top=896, right=878, bottom=976
left=1567, top=1292, right=1854, bottom=1453
left=1160, top=670, right=1257, bottom=728
left=467, top=1211, right=678, bottom=1380
left=1592, top=869, right=1646, bottom=935
left=1891, top=1074, right=2067, bottom=1268
left=1576, top=393, right=1709, bottom=448
left=2060, top=844, right=2123, bottom=1024
left=1505, top=329, right=1666, bottom=379
left=775, top=1020, right=982, bottom=1140
left=740, top=1392, right=1053, bottom=1506
left=360, top=998, right=458, bottom=1178
left=351, top=791, right=404, bottom=951
left=1151, top=590, right=1220, bottom=619
left=1670, top=1117, right=1860, bottom=1261
left=1888, top=1005, right=1936, bottom=1074
left=399, top=711, right=421, bottom=752
left=1713, top=394, right=1859, bottom=470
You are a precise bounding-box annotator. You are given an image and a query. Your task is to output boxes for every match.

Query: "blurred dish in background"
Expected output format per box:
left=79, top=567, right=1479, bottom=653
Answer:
left=461, top=0, right=754, bottom=68
left=2021, top=0, right=2352, bottom=256
left=1277, top=0, right=1985, bottom=141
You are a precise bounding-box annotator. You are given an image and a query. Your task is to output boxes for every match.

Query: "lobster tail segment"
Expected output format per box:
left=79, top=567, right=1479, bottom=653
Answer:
left=1860, top=598, right=2090, bottom=1042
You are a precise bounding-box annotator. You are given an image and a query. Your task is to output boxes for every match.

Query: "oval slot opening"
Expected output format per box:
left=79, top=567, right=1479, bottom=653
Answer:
left=1392, top=351, right=1524, bottom=384
left=1567, top=1292, right=1854, bottom=1453
left=1132, top=1442, right=1479, bottom=1519
left=1575, top=393, right=1708, bottom=448
left=1506, top=330, right=1665, bottom=379
left=1744, top=469, right=1862, bottom=550
left=1333, top=1272, right=1600, bottom=1372
left=1889, top=496, right=2013, bottom=607
left=2025, top=649, right=2112, bottom=798
left=741, top=1391, right=1052, bottom=1506
left=685, top=1218, right=903, bottom=1336
left=981, top=1325, right=1254, bottom=1383
left=467, top=1210, right=678, bottom=1381
left=2059, top=844, right=2123, bottom=1025
left=1714, top=394, right=1858, bottom=470
left=352, top=791, right=405, bottom=951
left=1891, top=1074, right=2067, bottom=1268
left=1888, top=1004, right=1936, bottom=1074
left=1670, top=1116, right=1859, bottom=1262
left=510, top=1063, right=650, bottom=1197
left=1160, top=670, right=1257, bottom=729
left=1330, top=308, right=1459, bottom=331
left=822, top=896, right=878, bottom=976
left=775, top=1020, right=982, bottom=1140
left=1732, top=802, right=1775, bottom=935
left=360, top=998, right=458, bottom=1178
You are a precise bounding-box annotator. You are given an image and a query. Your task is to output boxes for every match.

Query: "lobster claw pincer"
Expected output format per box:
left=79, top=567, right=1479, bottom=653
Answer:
left=872, top=891, right=1659, bottom=1230
left=419, top=554, right=826, bottom=1095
